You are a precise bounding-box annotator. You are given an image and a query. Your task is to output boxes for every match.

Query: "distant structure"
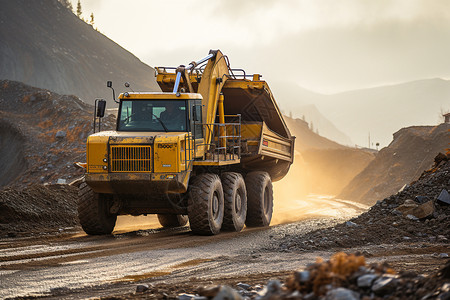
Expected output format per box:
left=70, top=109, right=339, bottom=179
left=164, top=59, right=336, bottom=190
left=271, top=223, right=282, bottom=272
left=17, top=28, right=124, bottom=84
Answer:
left=444, top=113, right=450, bottom=123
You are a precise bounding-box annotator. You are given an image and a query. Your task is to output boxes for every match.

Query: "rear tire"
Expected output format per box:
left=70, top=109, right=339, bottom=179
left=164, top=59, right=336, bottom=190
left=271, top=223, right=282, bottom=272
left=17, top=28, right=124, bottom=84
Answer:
left=221, top=172, right=247, bottom=232
left=78, top=182, right=117, bottom=235
left=188, top=173, right=224, bottom=235
left=157, top=214, right=189, bottom=228
left=245, top=171, right=273, bottom=227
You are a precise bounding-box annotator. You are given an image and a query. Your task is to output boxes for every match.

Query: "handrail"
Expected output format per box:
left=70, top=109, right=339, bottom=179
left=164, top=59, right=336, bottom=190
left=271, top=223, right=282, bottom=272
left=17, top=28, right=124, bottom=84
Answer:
left=194, top=114, right=242, bottom=162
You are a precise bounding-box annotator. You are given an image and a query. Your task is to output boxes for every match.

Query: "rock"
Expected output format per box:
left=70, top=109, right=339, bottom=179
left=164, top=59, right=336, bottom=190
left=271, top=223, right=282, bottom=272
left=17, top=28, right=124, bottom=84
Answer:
left=372, top=275, right=398, bottom=295
left=212, top=286, right=243, bottom=300
left=136, top=284, right=149, bottom=293
left=178, top=293, right=197, bottom=300
left=438, top=291, right=450, bottom=300
left=391, top=209, right=402, bottom=216
left=325, top=287, right=359, bottom=300
left=407, top=200, right=435, bottom=219
left=294, top=270, right=310, bottom=283
left=56, top=178, right=67, bottom=184
left=236, top=282, right=251, bottom=290
left=439, top=253, right=449, bottom=258
left=442, top=283, right=450, bottom=293
left=55, top=130, right=66, bottom=139
left=437, top=189, right=450, bottom=205
left=397, top=200, right=418, bottom=215
left=357, top=274, right=378, bottom=288
left=266, top=280, right=281, bottom=293
left=406, top=214, right=419, bottom=221
left=345, top=221, right=358, bottom=228
left=415, top=196, right=429, bottom=204
left=398, top=184, right=408, bottom=193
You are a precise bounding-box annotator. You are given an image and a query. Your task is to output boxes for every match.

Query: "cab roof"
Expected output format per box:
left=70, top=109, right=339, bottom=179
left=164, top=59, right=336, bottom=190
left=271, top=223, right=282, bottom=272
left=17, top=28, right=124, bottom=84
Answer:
left=118, top=92, right=203, bottom=100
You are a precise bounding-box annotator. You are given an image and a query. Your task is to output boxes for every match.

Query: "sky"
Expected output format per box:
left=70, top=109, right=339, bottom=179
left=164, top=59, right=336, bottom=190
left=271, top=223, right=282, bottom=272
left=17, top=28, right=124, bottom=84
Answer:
left=71, top=0, right=450, bottom=94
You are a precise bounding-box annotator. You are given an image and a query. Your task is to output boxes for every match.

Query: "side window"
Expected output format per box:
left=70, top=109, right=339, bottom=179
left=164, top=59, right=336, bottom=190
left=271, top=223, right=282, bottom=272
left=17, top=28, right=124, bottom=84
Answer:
left=192, top=101, right=203, bottom=139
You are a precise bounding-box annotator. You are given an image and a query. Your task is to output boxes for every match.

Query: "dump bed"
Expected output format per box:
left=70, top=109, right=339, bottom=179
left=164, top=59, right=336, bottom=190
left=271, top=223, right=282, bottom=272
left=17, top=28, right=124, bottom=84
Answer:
left=156, top=69, right=295, bottom=181
left=221, top=79, right=294, bottom=181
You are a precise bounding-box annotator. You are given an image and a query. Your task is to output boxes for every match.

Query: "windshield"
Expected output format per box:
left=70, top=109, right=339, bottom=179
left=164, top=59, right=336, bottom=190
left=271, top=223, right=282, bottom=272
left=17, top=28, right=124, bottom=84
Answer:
left=118, top=100, right=187, bottom=132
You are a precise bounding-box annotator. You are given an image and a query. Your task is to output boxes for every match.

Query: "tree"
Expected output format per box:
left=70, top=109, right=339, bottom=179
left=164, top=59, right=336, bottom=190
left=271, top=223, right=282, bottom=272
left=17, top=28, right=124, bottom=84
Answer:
left=76, top=0, right=82, bottom=18
left=90, top=13, right=94, bottom=26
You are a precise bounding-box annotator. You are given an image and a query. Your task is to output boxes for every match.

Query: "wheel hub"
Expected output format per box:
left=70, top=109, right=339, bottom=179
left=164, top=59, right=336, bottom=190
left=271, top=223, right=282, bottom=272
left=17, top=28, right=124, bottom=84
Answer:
left=212, top=193, right=219, bottom=218
left=235, top=193, right=241, bottom=213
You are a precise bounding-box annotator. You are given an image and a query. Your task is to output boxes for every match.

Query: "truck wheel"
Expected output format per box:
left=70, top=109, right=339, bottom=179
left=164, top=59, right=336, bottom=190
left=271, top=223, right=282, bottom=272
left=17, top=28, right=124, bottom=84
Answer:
left=221, top=172, right=247, bottom=232
left=78, top=182, right=117, bottom=235
left=245, top=171, right=273, bottom=227
left=157, top=214, right=189, bottom=228
left=188, top=173, right=224, bottom=235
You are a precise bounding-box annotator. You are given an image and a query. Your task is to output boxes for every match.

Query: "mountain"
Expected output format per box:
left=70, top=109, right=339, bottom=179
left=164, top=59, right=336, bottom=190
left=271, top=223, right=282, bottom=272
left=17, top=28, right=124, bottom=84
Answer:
left=0, top=0, right=160, bottom=105
left=285, top=78, right=450, bottom=148
left=338, top=123, right=450, bottom=204
left=270, top=80, right=353, bottom=146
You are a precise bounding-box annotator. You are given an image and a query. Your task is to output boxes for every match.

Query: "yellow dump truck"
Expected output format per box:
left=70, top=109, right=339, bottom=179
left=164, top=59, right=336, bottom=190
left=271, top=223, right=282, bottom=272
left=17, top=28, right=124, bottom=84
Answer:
left=78, top=50, right=295, bottom=235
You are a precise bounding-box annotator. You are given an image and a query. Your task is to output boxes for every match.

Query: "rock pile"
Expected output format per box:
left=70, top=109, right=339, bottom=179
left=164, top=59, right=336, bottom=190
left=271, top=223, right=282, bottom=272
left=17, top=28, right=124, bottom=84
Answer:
left=0, top=184, right=79, bottom=237
left=186, top=253, right=450, bottom=300
left=0, top=79, right=115, bottom=188
left=276, top=154, right=450, bottom=251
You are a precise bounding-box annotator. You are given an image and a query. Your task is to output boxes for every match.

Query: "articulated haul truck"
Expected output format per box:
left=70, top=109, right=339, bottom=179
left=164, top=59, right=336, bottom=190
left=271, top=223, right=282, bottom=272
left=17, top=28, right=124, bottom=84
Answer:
left=78, top=50, right=295, bottom=235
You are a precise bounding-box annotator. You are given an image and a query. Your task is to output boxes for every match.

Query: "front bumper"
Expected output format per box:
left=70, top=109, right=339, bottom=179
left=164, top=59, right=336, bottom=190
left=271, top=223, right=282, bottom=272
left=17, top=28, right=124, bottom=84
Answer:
left=85, top=171, right=189, bottom=195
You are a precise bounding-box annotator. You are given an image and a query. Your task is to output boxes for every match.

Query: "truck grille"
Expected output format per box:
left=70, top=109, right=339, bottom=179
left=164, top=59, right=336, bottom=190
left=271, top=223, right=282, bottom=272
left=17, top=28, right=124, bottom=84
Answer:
left=110, top=145, right=152, bottom=172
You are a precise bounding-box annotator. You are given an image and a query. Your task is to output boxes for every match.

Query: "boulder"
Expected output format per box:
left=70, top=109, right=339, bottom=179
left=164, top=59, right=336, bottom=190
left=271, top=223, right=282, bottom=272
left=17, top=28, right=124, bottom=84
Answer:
left=437, top=189, right=450, bottom=205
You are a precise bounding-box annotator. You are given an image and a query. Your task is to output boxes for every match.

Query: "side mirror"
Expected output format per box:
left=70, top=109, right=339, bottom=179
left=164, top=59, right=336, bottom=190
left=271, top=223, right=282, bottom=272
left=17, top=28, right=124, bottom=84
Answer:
left=96, top=99, right=106, bottom=118
left=106, top=80, right=118, bottom=103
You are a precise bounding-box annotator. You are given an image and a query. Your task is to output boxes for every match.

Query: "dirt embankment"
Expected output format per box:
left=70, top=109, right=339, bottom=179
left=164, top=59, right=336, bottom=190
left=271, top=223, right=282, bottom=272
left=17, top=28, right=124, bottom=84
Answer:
left=0, top=184, right=79, bottom=236
left=0, top=79, right=115, bottom=189
left=339, top=124, right=450, bottom=204
left=274, top=154, right=450, bottom=252
left=0, top=120, right=28, bottom=187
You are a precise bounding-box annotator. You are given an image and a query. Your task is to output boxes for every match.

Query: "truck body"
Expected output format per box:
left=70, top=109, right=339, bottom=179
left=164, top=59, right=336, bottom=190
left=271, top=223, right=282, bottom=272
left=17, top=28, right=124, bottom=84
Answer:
left=79, top=50, right=295, bottom=235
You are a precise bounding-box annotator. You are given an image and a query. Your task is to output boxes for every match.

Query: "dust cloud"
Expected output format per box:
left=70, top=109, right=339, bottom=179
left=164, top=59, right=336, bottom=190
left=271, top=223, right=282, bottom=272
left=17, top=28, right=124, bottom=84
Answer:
left=271, top=159, right=369, bottom=225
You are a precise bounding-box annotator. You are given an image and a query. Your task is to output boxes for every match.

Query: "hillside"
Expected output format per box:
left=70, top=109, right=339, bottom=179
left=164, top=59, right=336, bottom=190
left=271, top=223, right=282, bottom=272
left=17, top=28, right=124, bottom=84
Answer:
left=338, top=123, right=450, bottom=204
left=0, top=0, right=159, bottom=105
left=276, top=117, right=374, bottom=198
left=0, top=80, right=114, bottom=188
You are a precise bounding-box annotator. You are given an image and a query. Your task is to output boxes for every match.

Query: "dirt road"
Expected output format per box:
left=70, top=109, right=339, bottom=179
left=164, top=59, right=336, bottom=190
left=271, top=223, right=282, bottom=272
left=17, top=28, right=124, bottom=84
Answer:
left=3, top=196, right=443, bottom=299
left=0, top=195, right=369, bottom=299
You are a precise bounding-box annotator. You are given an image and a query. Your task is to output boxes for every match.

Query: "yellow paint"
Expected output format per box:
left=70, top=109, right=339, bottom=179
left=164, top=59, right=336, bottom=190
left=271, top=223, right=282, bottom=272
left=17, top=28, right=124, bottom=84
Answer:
left=197, top=50, right=230, bottom=148
left=118, top=92, right=202, bottom=100
left=218, top=93, right=226, bottom=148
left=86, top=135, right=109, bottom=173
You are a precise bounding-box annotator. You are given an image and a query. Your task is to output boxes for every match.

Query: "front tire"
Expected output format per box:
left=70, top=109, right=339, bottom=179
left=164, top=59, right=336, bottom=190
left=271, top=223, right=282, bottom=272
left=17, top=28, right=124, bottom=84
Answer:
left=221, top=172, right=247, bottom=232
left=188, top=173, right=224, bottom=235
left=157, top=214, right=189, bottom=228
left=78, top=182, right=117, bottom=235
left=245, top=171, right=273, bottom=227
